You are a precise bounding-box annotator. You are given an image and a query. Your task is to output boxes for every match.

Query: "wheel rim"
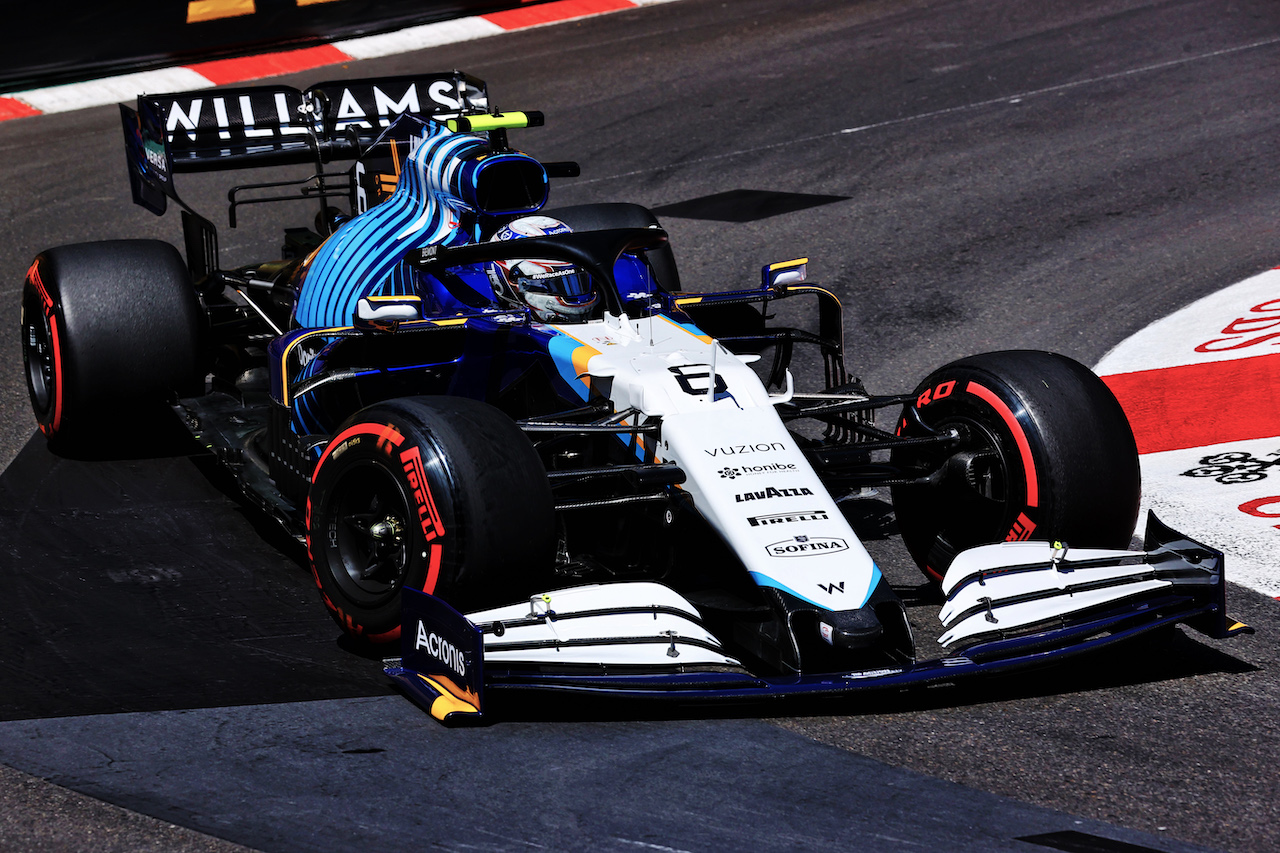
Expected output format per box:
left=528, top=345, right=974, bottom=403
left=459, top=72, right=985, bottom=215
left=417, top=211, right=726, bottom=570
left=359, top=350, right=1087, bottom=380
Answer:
left=22, top=298, right=55, bottom=418
left=323, top=461, right=413, bottom=605
left=898, top=414, right=1022, bottom=565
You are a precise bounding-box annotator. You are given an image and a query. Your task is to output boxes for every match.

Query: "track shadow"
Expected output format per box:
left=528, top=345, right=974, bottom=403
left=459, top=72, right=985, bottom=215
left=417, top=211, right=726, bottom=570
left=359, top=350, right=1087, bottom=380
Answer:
left=0, top=434, right=391, bottom=722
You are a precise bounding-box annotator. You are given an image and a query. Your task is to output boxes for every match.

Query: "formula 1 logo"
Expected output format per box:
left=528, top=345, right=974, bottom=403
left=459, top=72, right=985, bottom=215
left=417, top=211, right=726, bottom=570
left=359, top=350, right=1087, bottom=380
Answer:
left=1182, top=450, right=1280, bottom=484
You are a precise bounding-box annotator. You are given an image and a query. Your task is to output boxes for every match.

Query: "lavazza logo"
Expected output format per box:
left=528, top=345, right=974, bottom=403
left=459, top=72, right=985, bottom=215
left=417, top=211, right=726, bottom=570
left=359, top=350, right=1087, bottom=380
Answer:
left=735, top=485, right=813, bottom=502
left=766, top=535, right=848, bottom=558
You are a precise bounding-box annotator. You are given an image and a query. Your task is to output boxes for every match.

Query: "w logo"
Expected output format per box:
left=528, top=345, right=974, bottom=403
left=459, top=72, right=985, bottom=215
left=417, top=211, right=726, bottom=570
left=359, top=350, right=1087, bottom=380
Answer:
left=817, top=581, right=845, bottom=595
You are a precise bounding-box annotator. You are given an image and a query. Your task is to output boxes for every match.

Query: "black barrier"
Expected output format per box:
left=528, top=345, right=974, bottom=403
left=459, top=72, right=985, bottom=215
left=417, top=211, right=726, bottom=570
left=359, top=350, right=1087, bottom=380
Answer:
left=0, top=0, right=538, bottom=94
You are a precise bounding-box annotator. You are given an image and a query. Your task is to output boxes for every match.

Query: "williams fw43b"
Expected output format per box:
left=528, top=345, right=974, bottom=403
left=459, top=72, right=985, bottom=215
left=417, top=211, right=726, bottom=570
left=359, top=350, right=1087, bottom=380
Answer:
left=20, top=72, right=1251, bottom=722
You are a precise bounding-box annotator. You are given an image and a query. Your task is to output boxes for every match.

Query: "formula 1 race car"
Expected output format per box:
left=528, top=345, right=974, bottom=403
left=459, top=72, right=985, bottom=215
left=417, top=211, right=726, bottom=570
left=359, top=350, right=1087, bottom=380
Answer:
left=21, top=71, right=1251, bottom=721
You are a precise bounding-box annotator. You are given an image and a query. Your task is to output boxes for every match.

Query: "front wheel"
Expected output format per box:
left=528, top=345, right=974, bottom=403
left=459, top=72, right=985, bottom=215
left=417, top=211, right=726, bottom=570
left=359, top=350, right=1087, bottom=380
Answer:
left=306, top=396, right=555, bottom=642
left=890, top=350, right=1140, bottom=582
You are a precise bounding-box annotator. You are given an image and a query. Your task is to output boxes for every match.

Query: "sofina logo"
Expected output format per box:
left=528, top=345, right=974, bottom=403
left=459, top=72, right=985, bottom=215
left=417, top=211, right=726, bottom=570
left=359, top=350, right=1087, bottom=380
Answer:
left=766, top=535, right=849, bottom=558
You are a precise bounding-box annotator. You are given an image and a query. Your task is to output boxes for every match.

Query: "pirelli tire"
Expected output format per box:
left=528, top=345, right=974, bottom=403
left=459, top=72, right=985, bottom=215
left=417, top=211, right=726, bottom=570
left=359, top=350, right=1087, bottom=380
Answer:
left=889, top=350, right=1141, bottom=584
left=306, top=396, right=555, bottom=643
left=541, top=202, right=681, bottom=292
left=21, top=240, right=202, bottom=451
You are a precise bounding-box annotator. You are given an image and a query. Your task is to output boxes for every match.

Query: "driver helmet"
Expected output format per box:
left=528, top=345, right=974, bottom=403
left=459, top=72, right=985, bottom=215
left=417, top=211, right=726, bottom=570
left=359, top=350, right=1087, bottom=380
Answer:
left=485, top=216, right=597, bottom=322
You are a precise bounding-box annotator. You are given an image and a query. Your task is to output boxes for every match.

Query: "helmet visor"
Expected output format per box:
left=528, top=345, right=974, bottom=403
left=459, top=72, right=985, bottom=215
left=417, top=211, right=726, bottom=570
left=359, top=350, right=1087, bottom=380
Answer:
left=512, top=266, right=593, bottom=303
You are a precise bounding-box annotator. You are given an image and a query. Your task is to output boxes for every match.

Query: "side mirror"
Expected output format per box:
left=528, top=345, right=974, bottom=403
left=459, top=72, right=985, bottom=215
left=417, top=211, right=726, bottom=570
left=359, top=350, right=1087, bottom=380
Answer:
left=355, top=295, right=421, bottom=332
left=762, top=258, right=808, bottom=289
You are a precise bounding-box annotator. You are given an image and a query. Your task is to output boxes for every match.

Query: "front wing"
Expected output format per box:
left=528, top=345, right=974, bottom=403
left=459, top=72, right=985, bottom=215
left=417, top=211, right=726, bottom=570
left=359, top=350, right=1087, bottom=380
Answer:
left=385, top=516, right=1252, bottom=723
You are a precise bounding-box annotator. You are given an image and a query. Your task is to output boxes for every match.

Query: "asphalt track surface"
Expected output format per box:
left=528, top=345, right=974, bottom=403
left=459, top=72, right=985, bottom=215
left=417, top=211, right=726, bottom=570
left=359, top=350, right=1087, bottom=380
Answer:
left=0, top=0, right=1278, bottom=850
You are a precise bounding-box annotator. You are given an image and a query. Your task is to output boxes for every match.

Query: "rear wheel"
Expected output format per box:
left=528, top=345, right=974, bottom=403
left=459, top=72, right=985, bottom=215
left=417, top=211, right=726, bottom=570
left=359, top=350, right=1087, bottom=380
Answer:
left=890, top=350, right=1140, bottom=582
left=306, top=396, right=555, bottom=642
left=21, top=240, right=202, bottom=451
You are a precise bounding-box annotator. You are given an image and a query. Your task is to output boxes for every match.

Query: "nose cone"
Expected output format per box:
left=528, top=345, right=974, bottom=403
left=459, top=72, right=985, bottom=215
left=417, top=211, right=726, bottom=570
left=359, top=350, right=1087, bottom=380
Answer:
left=818, top=607, right=884, bottom=650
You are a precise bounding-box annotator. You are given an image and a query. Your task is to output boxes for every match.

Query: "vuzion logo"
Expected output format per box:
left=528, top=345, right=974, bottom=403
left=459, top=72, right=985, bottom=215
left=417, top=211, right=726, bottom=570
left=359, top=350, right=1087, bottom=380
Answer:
left=705, top=442, right=785, bottom=457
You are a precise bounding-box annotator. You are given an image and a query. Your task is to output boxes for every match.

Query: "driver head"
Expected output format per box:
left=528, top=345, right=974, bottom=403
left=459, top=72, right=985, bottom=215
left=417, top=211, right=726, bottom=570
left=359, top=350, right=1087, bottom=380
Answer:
left=485, top=216, right=597, bottom=322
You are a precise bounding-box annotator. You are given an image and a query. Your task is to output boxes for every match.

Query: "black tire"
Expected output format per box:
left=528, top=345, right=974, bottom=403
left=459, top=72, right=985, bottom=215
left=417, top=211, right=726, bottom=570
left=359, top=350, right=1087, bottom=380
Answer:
left=542, top=202, right=681, bottom=291
left=306, top=396, right=555, bottom=642
left=889, top=350, right=1140, bottom=583
left=21, top=240, right=202, bottom=450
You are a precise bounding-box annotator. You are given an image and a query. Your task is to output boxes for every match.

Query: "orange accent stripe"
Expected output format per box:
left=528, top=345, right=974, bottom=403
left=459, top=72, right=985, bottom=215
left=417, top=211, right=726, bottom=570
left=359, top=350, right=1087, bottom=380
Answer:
left=1102, top=354, right=1280, bottom=454
left=189, top=44, right=349, bottom=86
left=483, top=0, right=634, bottom=29
left=423, top=673, right=481, bottom=706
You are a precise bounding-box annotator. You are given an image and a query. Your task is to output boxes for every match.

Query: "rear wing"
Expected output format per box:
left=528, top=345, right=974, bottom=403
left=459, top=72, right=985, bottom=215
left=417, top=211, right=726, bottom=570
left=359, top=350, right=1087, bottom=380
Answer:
left=120, top=72, right=488, bottom=215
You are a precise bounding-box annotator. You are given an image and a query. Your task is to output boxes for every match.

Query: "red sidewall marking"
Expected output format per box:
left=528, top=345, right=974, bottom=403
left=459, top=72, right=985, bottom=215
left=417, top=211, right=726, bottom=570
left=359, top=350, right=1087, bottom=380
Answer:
left=307, top=421, right=407, bottom=606
left=423, top=543, right=443, bottom=594
left=47, top=318, right=62, bottom=434
left=1103, top=353, right=1280, bottom=454
left=966, top=381, right=1039, bottom=507
left=313, top=421, right=404, bottom=473
left=27, top=263, right=63, bottom=434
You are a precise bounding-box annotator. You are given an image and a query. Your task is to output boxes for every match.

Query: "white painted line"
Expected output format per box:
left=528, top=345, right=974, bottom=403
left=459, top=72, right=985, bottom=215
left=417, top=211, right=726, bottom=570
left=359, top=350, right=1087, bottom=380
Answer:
left=13, top=68, right=216, bottom=114
left=334, top=18, right=504, bottom=60
left=1097, top=267, right=1280, bottom=374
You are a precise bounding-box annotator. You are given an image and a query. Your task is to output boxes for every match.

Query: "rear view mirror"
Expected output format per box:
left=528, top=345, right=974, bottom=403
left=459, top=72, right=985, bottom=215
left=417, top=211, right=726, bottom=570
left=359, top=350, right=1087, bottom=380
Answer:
left=355, top=295, right=421, bottom=332
left=762, top=258, right=808, bottom=289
